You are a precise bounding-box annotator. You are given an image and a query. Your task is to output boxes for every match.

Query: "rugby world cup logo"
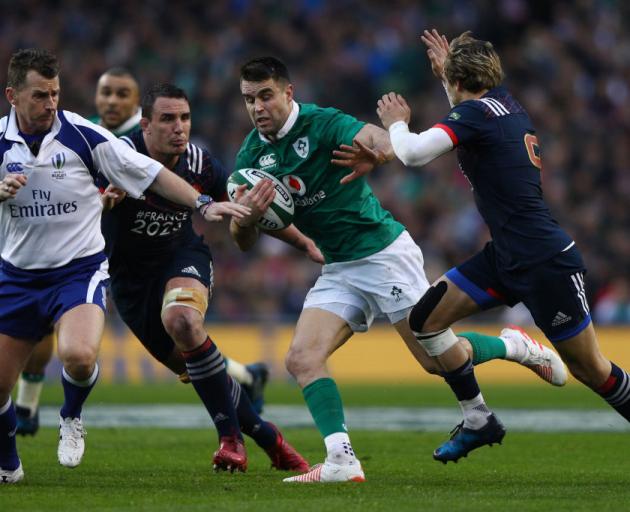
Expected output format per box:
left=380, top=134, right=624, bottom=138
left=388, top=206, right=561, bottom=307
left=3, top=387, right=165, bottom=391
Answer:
left=52, top=152, right=66, bottom=170
left=51, top=152, right=67, bottom=179
left=282, top=175, right=306, bottom=196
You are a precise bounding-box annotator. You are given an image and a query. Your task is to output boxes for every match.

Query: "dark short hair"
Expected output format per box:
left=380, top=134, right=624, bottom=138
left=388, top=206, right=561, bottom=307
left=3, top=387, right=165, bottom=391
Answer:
left=141, top=83, right=188, bottom=119
left=240, top=56, right=290, bottom=84
left=7, top=48, right=59, bottom=89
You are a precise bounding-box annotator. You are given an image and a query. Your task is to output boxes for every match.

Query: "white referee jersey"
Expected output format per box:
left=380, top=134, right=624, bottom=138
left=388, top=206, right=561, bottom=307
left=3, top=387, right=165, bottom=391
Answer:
left=0, top=108, right=163, bottom=269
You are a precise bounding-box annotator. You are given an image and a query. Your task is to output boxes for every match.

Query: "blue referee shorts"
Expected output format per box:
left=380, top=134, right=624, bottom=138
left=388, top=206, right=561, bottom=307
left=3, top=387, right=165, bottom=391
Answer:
left=0, top=252, right=109, bottom=341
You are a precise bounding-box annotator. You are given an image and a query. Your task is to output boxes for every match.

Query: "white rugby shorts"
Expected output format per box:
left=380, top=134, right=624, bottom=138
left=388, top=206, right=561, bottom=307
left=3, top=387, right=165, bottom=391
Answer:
left=303, top=231, right=429, bottom=332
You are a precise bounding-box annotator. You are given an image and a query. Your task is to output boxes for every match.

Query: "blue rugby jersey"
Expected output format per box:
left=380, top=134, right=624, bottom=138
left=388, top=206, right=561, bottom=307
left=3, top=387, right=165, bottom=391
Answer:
left=101, top=129, right=228, bottom=267
left=435, top=86, right=573, bottom=270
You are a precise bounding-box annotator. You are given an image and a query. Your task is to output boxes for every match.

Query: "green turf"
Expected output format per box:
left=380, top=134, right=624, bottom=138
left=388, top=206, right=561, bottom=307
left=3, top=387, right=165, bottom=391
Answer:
left=2, top=428, right=627, bottom=511
left=37, top=381, right=608, bottom=409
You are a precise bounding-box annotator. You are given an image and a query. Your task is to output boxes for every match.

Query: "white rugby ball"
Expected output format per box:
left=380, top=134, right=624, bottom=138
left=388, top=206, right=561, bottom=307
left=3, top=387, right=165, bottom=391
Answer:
left=227, top=168, right=294, bottom=230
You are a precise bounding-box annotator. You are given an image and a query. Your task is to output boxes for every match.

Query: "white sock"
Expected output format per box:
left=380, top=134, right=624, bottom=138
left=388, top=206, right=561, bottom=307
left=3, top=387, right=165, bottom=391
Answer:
left=16, top=376, right=44, bottom=415
left=501, top=334, right=528, bottom=362
left=459, top=394, right=491, bottom=430
left=324, top=432, right=357, bottom=464
left=225, top=359, right=253, bottom=386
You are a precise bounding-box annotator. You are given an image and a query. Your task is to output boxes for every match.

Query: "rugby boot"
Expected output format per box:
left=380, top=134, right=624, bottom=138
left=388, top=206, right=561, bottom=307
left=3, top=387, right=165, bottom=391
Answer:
left=15, top=405, right=39, bottom=436
left=433, top=413, right=506, bottom=463
left=213, top=436, right=248, bottom=473
left=58, top=416, right=86, bottom=468
left=283, top=459, right=365, bottom=483
left=0, top=461, right=24, bottom=484
left=264, top=423, right=309, bottom=472
left=501, top=325, right=567, bottom=386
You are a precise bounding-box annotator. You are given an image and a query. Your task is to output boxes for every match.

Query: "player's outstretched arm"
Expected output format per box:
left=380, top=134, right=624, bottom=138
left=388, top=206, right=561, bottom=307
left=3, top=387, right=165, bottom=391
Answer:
left=377, top=92, right=453, bottom=167
left=331, top=124, right=394, bottom=184
left=420, top=29, right=454, bottom=106
left=420, top=29, right=450, bottom=81
left=148, top=167, right=250, bottom=222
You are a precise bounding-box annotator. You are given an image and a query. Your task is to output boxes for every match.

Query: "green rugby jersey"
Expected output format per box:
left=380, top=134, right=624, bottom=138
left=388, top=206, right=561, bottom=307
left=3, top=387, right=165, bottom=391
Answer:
left=235, top=102, right=404, bottom=263
left=88, top=110, right=141, bottom=137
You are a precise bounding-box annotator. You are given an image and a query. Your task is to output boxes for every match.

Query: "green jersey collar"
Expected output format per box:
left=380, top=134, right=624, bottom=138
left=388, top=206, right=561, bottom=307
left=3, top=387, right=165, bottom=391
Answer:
left=109, top=109, right=142, bottom=136
left=258, top=100, right=300, bottom=143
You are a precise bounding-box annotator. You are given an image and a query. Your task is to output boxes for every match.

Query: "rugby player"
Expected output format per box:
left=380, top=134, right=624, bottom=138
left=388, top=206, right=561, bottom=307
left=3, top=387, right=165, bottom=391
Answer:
left=0, top=49, right=249, bottom=483
left=345, top=29, right=630, bottom=463
left=98, top=82, right=308, bottom=474
left=229, top=57, right=566, bottom=482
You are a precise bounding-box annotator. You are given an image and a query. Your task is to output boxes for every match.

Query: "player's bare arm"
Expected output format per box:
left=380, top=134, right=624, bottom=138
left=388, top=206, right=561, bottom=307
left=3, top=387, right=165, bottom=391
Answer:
left=0, top=173, right=28, bottom=201
left=268, top=226, right=325, bottom=264
left=148, top=166, right=251, bottom=222
left=331, top=123, right=395, bottom=184
left=229, top=179, right=276, bottom=250
left=420, top=29, right=450, bottom=80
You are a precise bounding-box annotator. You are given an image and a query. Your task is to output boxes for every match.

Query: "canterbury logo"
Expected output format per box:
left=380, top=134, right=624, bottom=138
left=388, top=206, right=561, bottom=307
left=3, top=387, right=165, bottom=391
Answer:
left=6, top=162, right=23, bottom=173
left=259, top=154, right=277, bottom=167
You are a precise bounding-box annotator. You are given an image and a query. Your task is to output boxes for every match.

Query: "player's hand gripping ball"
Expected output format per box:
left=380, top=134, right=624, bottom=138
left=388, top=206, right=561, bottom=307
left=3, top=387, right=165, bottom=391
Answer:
left=227, top=168, right=294, bottom=230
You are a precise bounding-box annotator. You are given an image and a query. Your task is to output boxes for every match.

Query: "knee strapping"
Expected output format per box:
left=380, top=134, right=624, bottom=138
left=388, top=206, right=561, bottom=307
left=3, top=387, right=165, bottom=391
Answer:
left=414, top=328, right=459, bottom=356
left=161, top=287, right=208, bottom=317
left=408, top=281, right=447, bottom=332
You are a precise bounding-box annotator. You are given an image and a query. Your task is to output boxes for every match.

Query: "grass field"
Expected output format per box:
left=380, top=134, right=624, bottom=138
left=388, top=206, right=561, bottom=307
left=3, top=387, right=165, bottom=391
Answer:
left=3, top=383, right=628, bottom=511
left=37, top=380, right=611, bottom=409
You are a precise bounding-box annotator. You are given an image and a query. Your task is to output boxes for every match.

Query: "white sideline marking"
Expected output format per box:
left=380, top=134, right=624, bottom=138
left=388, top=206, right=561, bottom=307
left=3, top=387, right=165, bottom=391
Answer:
left=37, top=406, right=630, bottom=432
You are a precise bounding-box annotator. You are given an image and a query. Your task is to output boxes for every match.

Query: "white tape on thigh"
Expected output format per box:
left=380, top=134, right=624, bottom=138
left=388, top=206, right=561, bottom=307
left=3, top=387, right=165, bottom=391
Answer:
left=414, top=328, right=458, bottom=356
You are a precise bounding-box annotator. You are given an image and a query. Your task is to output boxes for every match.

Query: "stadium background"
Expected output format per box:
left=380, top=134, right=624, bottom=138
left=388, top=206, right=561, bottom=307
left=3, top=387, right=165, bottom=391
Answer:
left=2, top=0, right=630, bottom=383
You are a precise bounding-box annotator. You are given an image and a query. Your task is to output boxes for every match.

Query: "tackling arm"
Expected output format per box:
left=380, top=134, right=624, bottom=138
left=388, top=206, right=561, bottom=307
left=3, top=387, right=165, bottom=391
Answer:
left=353, top=123, right=396, bottom=165
left=388, top=122, right=454, bottom=167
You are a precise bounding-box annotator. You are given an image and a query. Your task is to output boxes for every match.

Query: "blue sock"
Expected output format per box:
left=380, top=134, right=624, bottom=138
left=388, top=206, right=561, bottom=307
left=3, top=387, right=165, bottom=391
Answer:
left=442, top=358, right=491, bottom=429
left=0, top=399, right=20, bottom=470
left=228, top=376, right=276, bottom=449
left=597, top=362, right=630, bottom=422
left=442, top=359, right=481, bottom=401
left=183, top=337, right=241, bottom=440
left=60, top=364, right=99, bottom=419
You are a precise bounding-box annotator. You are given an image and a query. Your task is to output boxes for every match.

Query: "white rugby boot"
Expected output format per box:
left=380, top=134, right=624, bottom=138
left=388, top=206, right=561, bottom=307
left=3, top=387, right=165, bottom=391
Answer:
left=500, top=325, right=567, bottom=386
left=0, top=461, right=24, bottom=484
left=58, top=416, right=86, bottom=468
left=283, top=458, right=365, bottom=483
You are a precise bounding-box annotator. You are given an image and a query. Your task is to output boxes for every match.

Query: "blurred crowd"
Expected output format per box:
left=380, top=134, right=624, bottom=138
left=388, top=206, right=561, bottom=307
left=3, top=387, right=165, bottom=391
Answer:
left=2, top=0, right=630, bottom=323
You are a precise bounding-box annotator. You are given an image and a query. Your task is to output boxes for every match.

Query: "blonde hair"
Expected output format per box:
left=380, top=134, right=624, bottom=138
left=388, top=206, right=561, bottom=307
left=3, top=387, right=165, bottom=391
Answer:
left=444, top=32, right=504, bottom=92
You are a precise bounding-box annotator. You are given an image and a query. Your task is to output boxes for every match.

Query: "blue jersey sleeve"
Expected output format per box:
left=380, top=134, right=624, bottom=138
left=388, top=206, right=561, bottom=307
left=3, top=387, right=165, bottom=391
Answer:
left=200, top=150, right=229, bottom=201
left=434, top=101, right=486, bottom=147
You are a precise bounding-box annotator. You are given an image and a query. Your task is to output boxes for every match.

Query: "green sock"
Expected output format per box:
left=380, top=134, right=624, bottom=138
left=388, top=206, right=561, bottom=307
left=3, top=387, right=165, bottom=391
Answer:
left=22, top=372, right=45, bottom=382
left=303, top=378, right=347, bottom=438
left=458, top=332, right=507, bottom=365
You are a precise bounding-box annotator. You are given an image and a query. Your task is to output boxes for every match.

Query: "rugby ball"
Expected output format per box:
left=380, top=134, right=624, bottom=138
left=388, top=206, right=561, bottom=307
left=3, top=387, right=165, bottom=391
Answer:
left=227, top=168, right=294, bottom=230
